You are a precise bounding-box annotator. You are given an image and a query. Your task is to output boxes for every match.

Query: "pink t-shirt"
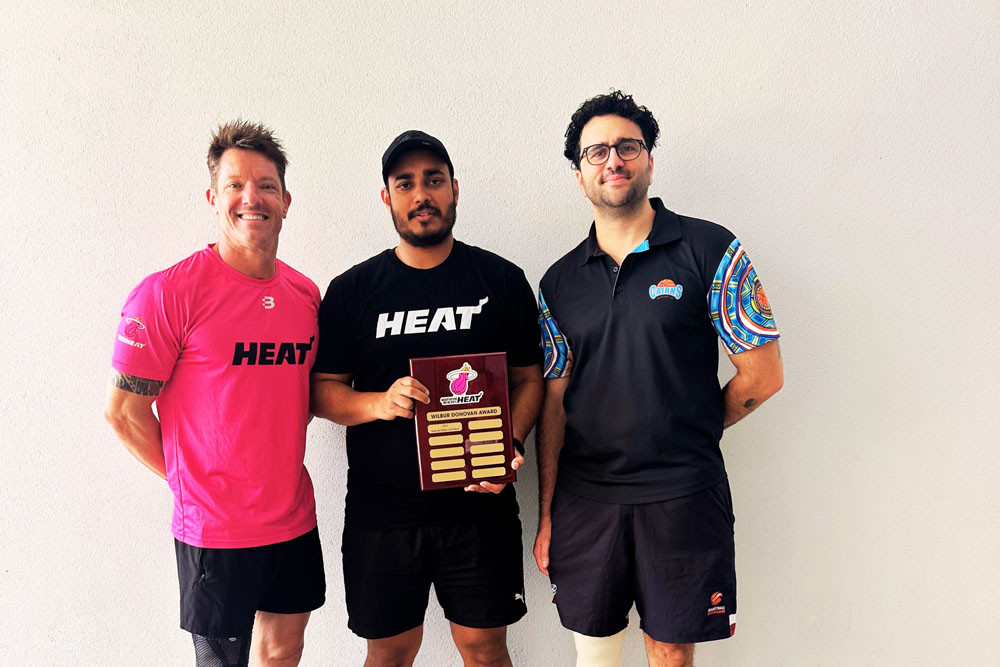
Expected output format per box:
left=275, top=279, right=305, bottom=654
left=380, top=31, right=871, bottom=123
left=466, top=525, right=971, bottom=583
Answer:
left=112, top=246, right=319, bottom=548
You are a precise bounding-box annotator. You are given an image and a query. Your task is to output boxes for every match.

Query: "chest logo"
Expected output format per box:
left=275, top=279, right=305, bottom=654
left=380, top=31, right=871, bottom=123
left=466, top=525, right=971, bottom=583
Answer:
left=375, top=297, right=489, bottom=339
left=262, top=296, right=275, bottom=309
left=649, top=279, right=684, bottom=301
left=440, top=362, right=484, bottom=406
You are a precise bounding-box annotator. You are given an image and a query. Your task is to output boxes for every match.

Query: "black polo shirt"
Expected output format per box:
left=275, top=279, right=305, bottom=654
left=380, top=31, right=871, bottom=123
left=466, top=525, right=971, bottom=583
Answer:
left=538, top=198, right=779, bottom=504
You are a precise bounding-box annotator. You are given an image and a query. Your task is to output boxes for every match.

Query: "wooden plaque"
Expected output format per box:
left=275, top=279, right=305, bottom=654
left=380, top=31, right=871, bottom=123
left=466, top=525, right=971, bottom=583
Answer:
left=409, top=352, right=516, bottom=491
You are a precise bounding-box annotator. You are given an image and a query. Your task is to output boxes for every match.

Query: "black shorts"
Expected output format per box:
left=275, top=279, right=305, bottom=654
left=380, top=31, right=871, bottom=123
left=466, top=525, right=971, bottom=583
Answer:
left=549, top=482, right=736, bottom=644
left=175, top=527, right=326, bottom=638
left=342, top=512, right=526, bottom=639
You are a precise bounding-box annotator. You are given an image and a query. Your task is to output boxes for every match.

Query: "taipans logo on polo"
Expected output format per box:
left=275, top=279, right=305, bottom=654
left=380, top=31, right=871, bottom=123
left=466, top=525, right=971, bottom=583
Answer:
left=440, top=362, right=484, bottom=406
left=232, top=336, right=315, bottom=366
left=649, top=279, right=683, bottom=300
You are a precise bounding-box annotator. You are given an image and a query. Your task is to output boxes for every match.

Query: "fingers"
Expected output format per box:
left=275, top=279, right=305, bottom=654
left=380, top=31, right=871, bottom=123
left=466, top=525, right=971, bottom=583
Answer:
left=393, top=376, right=430, bottom=404
left=533, top=536, right=550, bottom=575
left=465, top=481, right=507, bottom=494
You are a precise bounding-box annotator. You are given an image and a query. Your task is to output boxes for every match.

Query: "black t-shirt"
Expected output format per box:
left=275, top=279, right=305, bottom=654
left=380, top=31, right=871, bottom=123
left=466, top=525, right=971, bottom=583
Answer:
left=314, top=241, right=542, bottom=528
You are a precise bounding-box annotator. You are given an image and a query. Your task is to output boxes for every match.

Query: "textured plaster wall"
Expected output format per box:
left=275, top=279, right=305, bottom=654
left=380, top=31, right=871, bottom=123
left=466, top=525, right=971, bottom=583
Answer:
left=2, top=1, right=997, bottom=665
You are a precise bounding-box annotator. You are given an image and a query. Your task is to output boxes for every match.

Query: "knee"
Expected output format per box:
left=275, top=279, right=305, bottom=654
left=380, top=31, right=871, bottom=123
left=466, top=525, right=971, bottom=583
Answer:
left=456, top=635, right=509, bottom=667
left=646, top=641, right=693, bottom=667
left=366, top=639, right=421, bottom=667
left=257, top=634, right=305, bottom=665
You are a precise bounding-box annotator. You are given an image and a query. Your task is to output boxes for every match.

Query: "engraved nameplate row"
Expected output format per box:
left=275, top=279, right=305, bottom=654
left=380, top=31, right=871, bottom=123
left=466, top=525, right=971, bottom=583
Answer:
left=410, top=352, right=516, bottom=491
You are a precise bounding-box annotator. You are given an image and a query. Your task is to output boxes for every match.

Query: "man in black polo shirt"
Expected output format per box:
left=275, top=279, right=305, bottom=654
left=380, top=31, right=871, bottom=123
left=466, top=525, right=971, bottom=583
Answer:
left=534, top=91, right=784, bottom=667
left=311, top=131, right=543, bottom=667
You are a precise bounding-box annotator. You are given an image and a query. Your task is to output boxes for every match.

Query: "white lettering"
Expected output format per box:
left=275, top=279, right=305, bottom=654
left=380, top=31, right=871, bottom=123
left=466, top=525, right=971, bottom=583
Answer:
left=404, top=309, right=430, bottom=334
left=428, top=307, right=457, bottom=333
left=377, top=297, right=489, bottom=338
left=376, top=311, right=405, bottom=338
left=456, top=296, right=489, bottom=329
left=117, top=334, right=146, bottom=349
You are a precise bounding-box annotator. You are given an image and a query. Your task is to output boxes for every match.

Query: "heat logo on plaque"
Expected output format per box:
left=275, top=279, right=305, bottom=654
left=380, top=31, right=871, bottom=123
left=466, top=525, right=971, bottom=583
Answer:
left=440, top=362, right=485, bottom=406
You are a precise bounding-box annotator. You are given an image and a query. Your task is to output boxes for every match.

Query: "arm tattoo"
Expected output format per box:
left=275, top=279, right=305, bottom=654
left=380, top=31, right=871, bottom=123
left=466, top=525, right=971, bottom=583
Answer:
left=743, top=398, right=758, bottom=409
left=112, top=371, right=164, bottom=396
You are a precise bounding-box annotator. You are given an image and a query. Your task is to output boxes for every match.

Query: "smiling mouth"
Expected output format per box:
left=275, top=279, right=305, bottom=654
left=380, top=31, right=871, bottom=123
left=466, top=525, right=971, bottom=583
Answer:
left=238, top=213, right=268, bottom=220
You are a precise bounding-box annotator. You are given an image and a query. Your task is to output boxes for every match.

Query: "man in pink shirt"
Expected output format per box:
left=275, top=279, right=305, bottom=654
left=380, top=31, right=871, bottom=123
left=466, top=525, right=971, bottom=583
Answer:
left=104, top=121, right=324, bottom=667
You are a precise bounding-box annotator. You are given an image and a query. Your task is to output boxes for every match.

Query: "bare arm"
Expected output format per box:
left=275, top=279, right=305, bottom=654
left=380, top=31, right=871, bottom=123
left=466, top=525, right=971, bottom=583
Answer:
left=103, top=371, right=167, bottom=479
left=722, top=339, right=784, bottom=428
left=507, top=363, right=543, bottom=444
left=310, top=372, right=430, bottom=426
left=533, top=376, right=569, bottom=575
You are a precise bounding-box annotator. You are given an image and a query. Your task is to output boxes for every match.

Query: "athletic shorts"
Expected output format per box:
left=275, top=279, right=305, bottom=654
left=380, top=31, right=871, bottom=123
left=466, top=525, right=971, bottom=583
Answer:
left=175, top=526, right=326, bottom=638
left=342, top=512, right=527, bottom=639
left=549, top=481, right=737, bottom=644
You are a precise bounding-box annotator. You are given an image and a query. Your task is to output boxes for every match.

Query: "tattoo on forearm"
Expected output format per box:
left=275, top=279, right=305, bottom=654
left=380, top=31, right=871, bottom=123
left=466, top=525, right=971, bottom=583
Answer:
left=112, top=371, right=164, bottom=396
left=743, top=398, right=758, bottom=409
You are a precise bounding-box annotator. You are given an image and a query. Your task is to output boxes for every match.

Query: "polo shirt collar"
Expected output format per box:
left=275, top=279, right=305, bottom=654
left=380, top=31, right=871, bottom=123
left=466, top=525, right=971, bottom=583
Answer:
left=579, top=197, right=683, bottom=266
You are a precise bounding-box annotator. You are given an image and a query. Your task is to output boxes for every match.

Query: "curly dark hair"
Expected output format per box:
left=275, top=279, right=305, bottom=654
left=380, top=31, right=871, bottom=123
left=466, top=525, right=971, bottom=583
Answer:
left=563, top=90, right=659, bottom=169
left=207, top=120, right=288, bottom=192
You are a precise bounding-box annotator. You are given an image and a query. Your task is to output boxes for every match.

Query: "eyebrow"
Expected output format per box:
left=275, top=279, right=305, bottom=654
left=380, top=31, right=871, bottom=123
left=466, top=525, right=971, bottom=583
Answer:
left=391, top=168, right=445, bottom=182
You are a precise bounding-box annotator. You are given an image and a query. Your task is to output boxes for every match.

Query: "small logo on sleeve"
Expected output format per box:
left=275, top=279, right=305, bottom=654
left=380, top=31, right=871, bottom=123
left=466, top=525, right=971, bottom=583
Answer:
left=707, top=592, right=726, bottom=615
left=649, top=279, right=683, bottom=300
left=118, top=317, right=147, bottom=348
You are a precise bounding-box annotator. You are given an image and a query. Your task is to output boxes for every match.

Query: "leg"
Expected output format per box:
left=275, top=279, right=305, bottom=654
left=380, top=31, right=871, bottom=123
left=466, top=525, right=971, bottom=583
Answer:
left=250, top=611, right=310, bottom=667
left=364, top=625, right=423, bottom=667
left=192, top=634, right=253, bottom=667
left=450, top=623, right=512, bottom=667
left=573, top=629, right=626, bottom=667
left=642, top=634, right=694, bottom=667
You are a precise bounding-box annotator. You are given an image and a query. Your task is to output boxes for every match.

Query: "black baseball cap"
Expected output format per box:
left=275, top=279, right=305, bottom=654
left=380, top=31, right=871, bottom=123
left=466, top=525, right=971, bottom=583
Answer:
left=381, top=130, right=454, bottom=184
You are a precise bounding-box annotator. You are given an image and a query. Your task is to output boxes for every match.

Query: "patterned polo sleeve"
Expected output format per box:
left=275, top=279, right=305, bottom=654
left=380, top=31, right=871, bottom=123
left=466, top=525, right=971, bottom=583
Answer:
left=708, top=239, right=780, bottom=354
left=538, top=288, right=573, bottom=378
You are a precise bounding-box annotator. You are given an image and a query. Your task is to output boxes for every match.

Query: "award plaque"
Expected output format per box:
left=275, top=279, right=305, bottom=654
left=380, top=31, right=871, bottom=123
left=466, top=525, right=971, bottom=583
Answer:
left=409, top=352, right=516, bottom=491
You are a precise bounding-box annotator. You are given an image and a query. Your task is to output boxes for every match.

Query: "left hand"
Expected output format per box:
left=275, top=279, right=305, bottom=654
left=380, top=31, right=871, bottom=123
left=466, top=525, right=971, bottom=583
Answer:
left=464, top=449, right=524, bottom=494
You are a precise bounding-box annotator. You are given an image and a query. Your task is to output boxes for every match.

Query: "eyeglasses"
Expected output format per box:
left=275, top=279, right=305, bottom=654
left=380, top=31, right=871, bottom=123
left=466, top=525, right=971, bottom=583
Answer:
left=579, top=139, right=647, bottom=166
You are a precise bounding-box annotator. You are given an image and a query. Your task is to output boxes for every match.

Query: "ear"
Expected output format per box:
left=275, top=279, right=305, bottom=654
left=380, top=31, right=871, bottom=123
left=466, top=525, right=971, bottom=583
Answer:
left=451, top=178, right=459, bottom=206
left=648, top=154, right=654, bottom=183
left=574, top=169, right=587, bottom=198
left=282, top=189, right=292, bottom=218
left=206, top=187, right=215, bottom=206
left=380, top=187, right=392, bottom=212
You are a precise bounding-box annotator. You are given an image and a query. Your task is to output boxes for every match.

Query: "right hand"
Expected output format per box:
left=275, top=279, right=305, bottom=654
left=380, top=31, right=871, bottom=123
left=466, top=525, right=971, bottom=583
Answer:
left=533, top=516, right=552, bottom=575
left=373, top=376, right=430, bottom=420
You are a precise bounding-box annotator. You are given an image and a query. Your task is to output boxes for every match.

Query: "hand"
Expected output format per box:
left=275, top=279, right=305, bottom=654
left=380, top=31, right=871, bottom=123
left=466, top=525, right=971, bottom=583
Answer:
left=464, top=448, right=524, bottom=494
left=373, top=376, right=429, bottom=420
left=533, top=516, right=551, bottom=575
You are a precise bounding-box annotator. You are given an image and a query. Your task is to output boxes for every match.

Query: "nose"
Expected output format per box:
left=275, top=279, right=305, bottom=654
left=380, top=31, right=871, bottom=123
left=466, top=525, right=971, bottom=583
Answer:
left=242, top=183, right=262, bottom=206
left=605, top=146, right=626, bottom=170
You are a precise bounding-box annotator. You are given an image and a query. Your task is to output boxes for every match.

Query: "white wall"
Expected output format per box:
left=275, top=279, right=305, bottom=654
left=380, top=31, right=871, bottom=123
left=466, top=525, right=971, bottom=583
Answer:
left=2, top=1, right=997, bottom=664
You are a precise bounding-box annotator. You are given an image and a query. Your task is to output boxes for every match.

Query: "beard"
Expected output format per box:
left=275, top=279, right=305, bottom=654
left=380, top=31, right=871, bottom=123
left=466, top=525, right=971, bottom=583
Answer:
left=587, top=167, right=650, bottom=212
left=392, top=200, right=457, bottom=248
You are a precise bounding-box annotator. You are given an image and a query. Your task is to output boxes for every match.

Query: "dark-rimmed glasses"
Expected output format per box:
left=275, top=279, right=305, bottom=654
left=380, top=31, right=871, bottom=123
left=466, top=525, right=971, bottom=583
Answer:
left=580, top=139, right=647, bottom=166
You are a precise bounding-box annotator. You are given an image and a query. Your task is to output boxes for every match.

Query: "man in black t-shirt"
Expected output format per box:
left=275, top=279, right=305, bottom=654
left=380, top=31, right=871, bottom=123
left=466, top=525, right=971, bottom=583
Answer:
left=311, top=130, right=543, bottom=666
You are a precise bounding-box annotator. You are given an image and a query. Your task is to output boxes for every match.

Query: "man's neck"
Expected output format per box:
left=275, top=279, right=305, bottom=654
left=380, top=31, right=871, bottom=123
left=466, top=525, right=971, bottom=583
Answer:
left=395, top=235, right=454, bottom=269
left=213, top=240, right=278, bottom=280
left=593, top=198, right=655, bottom=265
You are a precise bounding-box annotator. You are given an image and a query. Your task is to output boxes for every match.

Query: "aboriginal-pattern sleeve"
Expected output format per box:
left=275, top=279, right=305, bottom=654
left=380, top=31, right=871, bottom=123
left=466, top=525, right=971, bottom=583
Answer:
left=538, top=288, right=572, bottom=378
left=708, top=238, right=780, bottom=354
